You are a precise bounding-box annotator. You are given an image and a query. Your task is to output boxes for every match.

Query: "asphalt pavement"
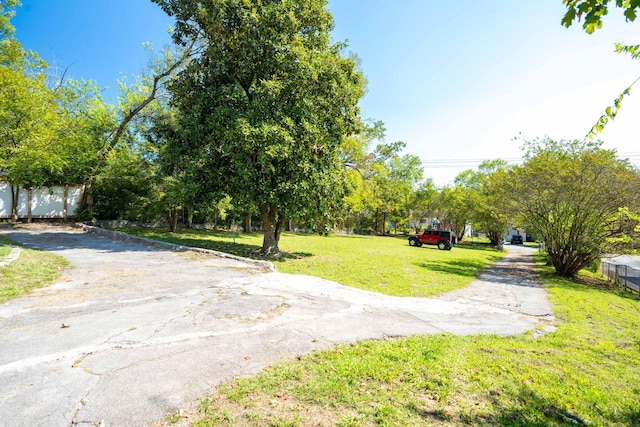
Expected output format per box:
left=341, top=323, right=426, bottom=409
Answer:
left=0, top=226, right=554, bottom=427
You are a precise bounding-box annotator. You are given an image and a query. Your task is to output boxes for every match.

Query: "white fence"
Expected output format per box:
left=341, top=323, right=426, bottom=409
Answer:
left=0, top=182, right=82, bottom=219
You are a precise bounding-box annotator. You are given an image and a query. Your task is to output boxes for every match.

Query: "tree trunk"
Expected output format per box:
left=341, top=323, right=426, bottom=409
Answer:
left=244, top=210, right=252, bottom=233
left=487, top=230, right=504, bottom=250
left=79, top=183, right=95, bottom=215
left=10, top=185, right=19, bottom=221
left=374, top=209, right=379, bottom=235
left=185, top=206, right=193, bottom=228
left=259, top=203, right=284, bottom=255
left=63, top=186, right=69, bottom=220
left=168, top=207, right=179, bottom=232
left=382, top=212, right=387, bottom=234
left=27, top=188, right=32, bottom=223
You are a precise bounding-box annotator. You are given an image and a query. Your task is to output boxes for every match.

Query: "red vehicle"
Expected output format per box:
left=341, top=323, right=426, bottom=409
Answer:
left=408, top=229, right=456, bottom=250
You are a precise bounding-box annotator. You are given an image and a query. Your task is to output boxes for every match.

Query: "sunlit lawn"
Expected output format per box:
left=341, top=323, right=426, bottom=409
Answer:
left=126, top=228, right=640, bottom=426
left=3, top=227, right=638, bottom=426
left=0, top=235, right=68, bottom=303
left=174, top=258, right=640, bottom=427
left=0, top=237, right=11, bottom=258
left=124, top=228, right=505, bottom=297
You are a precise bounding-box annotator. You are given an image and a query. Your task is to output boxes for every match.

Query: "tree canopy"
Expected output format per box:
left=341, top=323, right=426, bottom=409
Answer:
left=494, top=138, right=640, bottom=277
left=152, top=0, right=365, bottom=254
left=453, top=160, right=511, bottom=246
left=0, top=0, right=74, bottom=218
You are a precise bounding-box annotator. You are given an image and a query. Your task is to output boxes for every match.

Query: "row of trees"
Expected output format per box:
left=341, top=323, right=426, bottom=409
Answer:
left=0, top=0, right=189, bottom=220
left=2, top=0, right=639, bottom=278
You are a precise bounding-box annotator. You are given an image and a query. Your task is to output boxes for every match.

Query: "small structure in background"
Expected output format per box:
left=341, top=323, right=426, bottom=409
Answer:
left=505, top=228, right=526, bottom=244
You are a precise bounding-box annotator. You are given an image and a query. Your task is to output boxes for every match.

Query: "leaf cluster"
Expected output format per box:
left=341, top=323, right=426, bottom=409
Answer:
left=561, top=0, right=640, bottom=33
left=494, top=137, right=640, bottom=276
left=560, top=1, right=640, bottom=138
left=151, top=0, right=366, bottom=235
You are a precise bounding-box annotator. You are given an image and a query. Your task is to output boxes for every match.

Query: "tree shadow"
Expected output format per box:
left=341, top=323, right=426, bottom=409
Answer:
left=406, top=384, right=626, bottom=426
left=1, top=227, right=313, bottom=262
left=127, top=228, right=320, bottom=262
left=542, top=271, right=640, bottom=301
left=406, top=403, right=450, bottom=423
left=457, top=242, right=503, bottom=252
left=3, top=229, right=159, bottom=254
left=123, top=232, right=313, bottom=262
left=415, top=259, right=494, bottom=278
left=273, top=251, right=313, bottom=262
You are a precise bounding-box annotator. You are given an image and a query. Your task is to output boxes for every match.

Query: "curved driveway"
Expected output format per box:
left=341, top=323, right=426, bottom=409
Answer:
left=0, top=226, right=553, bottom=427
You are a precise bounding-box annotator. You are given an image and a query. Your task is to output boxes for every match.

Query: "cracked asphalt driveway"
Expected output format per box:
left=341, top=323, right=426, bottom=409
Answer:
left=0, top=226, right=554, bottom=427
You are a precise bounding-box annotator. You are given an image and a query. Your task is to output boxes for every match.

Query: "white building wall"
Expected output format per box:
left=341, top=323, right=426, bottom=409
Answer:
left=0, top=183, right=82, bottom=219
left=0, top=182, right=11, bottom=218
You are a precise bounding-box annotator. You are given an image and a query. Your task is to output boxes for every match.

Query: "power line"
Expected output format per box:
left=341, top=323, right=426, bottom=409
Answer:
left=419, top=152, right=640, bottom=169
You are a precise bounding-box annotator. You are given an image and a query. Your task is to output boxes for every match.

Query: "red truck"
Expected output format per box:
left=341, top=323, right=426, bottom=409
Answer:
left=408, top=229, right=456, bottom=250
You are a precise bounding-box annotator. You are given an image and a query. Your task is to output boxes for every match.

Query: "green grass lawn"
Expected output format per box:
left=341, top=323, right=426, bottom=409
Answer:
left=0, top=236, right=11, bottom=258
left=5, top=227, right=637, bottom=425
left=124, top=228, right=504, bottom=297
left=0, top=235, right=68, bottom=303
left=172, top=258, right=640, bottom=427
left=125, top=229, right=638, bottom=426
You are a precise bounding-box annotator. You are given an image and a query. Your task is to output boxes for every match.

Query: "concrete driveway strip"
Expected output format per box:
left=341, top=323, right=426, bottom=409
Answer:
left=0, top=226, right=554, bottom=427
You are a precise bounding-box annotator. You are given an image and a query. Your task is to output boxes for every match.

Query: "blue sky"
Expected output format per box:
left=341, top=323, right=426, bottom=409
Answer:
left=12, top=0, right=640, bottom=185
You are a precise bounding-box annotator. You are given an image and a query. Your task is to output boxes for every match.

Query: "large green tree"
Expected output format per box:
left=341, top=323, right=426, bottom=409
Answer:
left=153, top=0, right=365, bottom=254
left=0, top=1, right=70, bottom=219
left=77, top=44, right=192, bottom=213
left=436, top=185, right=475, bottom=242
left=454, top=160, right=511, bottom=247
left=383, top=153, right=423, bottom=233
left=494, top=138, right=640, bottom=277
left=410, top=179, right=439, bottom=231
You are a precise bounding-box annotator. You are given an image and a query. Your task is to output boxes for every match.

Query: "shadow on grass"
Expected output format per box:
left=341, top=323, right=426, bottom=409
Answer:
left=456, top=242, right=502, bottom=252
left=406, top=403, right=449, bottom=423
left=490, top=386, right=588, bottom=426
left=541, top=270, right=640, bottom=301
left=274, top=252, right=313, bottom=263
left=409, top=385, right=598, bottom=426
left=126, top=229, right=313, bottom=262
left=282, top=232, right=374, bottom=240
left=414, top=259, right=495, bottom=278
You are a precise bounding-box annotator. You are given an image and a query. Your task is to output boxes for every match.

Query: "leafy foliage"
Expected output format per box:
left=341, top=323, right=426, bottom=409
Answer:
left=454, top=160, right=511, bottom=246
left=152, top=0, right=366, bottom=254
left=561, top=0, right=640, bottom=33
left=586, top=46, right=640, bottom=139
left=560, top=1, right=640, bottom=138
left=0, top=2, right=83, bottom=219
left=0, top=66, right=66, bottom=186
left=494, top=137, right=640, bottom=277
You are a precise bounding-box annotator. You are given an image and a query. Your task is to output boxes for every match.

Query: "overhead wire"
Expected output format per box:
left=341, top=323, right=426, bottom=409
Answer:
left=419, top=152, right=640, bottom=169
